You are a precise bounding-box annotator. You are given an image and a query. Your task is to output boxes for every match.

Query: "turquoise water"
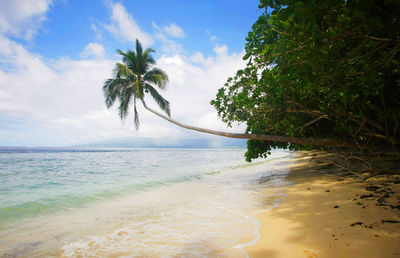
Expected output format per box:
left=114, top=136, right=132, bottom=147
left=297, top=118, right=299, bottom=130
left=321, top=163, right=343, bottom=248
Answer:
left=0, top=148, right=249, bottom=224
left=0, top=148, right=293, bottom=257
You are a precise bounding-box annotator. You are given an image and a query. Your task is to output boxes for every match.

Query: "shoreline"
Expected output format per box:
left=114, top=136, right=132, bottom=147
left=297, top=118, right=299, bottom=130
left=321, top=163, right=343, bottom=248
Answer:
left=244, top=153, right=400, bottom=258
left=0, top=150, right=292, bottom=257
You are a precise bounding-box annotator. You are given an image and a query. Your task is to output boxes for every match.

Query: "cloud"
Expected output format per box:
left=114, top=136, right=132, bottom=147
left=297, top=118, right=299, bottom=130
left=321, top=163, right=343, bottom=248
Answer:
left=104, top=2, right=153, bottom=46
left=190, top=52, right=207, bottom=64
left=155, top=51, right=247, bottom=134
left=0, top=37, right=141, bottom=145
left=0, top=0, right=52, bottom=40
left=158, top=37, right=184, bottom=54
left=80, top=43, right=105, bottom=59
left=207, top=30, right=228, bottom=56
left=162, top=23, right=185, bottom=38
left=152, top=22, right=184, bottom=54
left=213, top=44, right=228, bottom=56
left=0, top=32, right=246, bottom=146
left=0, top=1, right=247, bottom=146
left=0, top=36, right=110, bottom=118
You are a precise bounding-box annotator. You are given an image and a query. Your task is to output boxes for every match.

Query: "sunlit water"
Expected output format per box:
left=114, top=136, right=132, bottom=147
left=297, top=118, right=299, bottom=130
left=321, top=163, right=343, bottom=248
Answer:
left=0, top=148, right=293, bottom=257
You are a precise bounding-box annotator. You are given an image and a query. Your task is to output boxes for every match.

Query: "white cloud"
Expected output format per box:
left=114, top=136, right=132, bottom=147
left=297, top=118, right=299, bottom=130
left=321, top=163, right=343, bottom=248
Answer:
left=206, top=30, right=228, bottom=56
left=155, top=52, right=247, bottom=134
left=104, top=2, right=153, bottom=46
left=80, top=43, right=105, bottom=59
left=0, top=0, right=52, bottom=40
left=159, top=37, right=184, bottom=54
left=190, top=52, right=207, bottom=64
left=152, top=22, right=184, bottom=54
left=162, top=23, right=185, bottom=38
left=0, top=33, right=246, bottom=146
left=0, top=36, right=111, bottom=119
left=213, top=44, right=228, bottom=56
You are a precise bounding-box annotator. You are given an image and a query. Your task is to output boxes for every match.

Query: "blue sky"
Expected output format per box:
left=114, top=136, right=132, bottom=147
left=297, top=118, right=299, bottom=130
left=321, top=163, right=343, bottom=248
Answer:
left=31, top=0, right=261, bottom=59
left=0, top=0, right=263, bottom=147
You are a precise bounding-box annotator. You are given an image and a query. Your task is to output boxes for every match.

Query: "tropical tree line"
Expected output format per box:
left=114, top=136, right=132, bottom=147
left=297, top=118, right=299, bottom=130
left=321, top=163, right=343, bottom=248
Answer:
left=211, top=0, right=400, bottom=172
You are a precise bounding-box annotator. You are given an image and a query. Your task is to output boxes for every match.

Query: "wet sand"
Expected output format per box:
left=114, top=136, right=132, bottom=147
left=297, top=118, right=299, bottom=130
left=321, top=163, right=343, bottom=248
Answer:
left=245, top=154, right=400, bottom=258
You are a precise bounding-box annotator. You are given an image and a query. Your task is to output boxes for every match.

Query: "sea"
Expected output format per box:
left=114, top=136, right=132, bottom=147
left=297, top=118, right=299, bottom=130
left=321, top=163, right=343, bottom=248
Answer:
left=0, top=147, right=294, bottom=257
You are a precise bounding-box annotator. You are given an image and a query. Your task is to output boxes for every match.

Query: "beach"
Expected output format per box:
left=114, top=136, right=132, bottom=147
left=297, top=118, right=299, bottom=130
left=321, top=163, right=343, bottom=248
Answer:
left=1, top=0, right=398, bottom=257
left=245, top=153, right=400, bottom=258
left=1, top=149, right=399, bottom=257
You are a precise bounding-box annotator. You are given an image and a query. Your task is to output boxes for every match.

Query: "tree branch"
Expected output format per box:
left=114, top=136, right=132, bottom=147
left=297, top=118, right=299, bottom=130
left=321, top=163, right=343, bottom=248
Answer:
left=141, top=99, right=354, bottom=148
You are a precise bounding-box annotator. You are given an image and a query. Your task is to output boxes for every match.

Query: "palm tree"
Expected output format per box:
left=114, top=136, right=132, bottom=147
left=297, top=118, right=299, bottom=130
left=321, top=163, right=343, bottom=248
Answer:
left=103, top=39, right=351, bottom=148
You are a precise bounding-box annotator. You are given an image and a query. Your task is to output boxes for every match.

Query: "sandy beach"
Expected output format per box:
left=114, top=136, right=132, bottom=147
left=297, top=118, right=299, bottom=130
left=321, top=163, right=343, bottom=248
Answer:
left=245, top=153, right=400, bottom=258
left=1, top=150, right=399, bottom=257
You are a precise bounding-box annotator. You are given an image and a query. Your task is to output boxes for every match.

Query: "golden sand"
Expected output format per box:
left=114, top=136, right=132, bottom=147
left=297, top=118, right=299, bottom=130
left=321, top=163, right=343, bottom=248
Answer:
left=245, top=154, right=400, bottom=258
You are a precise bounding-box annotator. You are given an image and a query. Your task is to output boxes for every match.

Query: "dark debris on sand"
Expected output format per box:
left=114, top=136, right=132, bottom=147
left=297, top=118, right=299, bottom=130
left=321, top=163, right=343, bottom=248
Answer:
left=345, top=175, right=400, bottom=230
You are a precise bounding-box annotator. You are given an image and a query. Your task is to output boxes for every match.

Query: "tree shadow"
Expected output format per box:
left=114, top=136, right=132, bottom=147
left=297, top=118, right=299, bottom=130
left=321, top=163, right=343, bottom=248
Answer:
left=246, top=158, right=400, bottom=257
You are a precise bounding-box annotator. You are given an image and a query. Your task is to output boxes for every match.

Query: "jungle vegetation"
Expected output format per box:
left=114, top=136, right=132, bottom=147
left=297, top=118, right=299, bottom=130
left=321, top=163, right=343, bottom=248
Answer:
left=211, top=0, right=400, bottom=174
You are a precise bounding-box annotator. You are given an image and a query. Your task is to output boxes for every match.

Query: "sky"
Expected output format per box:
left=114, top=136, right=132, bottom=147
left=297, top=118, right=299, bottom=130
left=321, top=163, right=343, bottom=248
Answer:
left=0, top=0, right=263, bottom=147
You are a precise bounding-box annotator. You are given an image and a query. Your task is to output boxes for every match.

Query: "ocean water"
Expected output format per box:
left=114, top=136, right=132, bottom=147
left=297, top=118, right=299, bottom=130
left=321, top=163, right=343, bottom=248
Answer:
left=0, top=148, right=293, bottom=257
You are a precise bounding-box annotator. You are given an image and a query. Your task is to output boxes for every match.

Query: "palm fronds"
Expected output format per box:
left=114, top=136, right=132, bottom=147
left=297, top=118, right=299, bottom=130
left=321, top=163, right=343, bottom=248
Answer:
left=118, top=86, right=133, bottom=120
left=144, top=83, right=170, bottom=117
left=103, top=78, right=128, bottom=108
left=143, top=68, right=169, bottom=89
left=103, top=39, right=171, bottom=130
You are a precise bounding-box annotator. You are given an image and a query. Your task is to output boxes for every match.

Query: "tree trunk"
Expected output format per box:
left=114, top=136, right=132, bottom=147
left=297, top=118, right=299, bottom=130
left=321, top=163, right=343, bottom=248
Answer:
left=141, top=100, right=353, bottom=148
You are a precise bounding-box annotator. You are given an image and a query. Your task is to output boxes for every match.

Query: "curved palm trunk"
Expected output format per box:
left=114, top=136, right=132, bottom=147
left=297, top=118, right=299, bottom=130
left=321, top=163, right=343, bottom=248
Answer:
left=141, top=100, right=353, bottom=148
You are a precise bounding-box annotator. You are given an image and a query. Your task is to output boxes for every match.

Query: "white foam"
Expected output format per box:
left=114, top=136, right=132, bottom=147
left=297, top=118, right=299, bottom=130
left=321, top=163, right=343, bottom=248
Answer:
left=60, top=154, right=294, bottom=257
left=1, top=150, right=295, bottom=257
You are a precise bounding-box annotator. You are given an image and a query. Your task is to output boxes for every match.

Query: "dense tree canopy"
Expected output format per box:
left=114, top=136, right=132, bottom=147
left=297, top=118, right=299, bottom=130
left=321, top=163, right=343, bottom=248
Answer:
left=211, top=0, right=400, bottom=161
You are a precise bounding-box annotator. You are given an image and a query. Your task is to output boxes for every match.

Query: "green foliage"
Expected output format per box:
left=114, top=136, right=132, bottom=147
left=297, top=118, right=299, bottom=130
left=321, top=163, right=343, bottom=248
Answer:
left=103, top=39, right=170, bottom=129
left=211, top=0, right=400, bottom=161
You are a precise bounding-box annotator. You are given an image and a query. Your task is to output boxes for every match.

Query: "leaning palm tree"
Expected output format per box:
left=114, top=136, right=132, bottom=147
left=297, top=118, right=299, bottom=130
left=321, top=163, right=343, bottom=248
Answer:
left=103, top=39, right=350, bottom=148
